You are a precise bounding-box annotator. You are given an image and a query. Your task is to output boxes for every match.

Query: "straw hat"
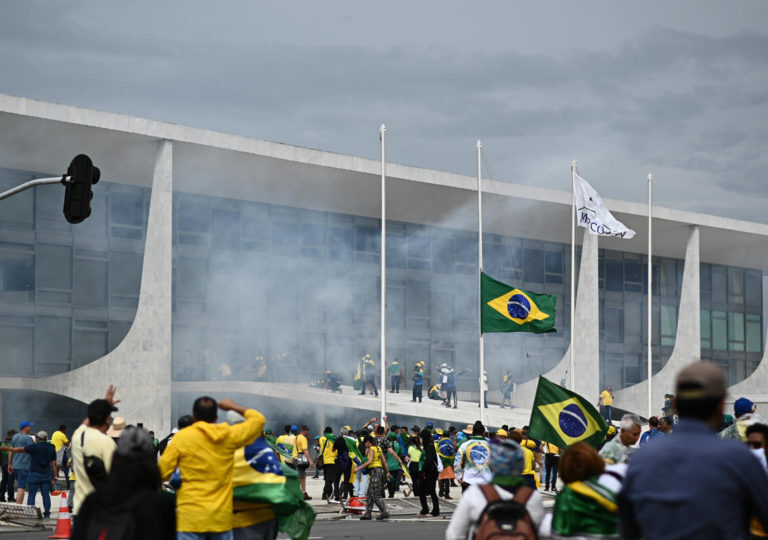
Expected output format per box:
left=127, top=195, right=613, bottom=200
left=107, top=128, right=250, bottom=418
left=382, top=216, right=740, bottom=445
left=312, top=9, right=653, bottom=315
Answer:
left=106, top=416, right=126, bottom=438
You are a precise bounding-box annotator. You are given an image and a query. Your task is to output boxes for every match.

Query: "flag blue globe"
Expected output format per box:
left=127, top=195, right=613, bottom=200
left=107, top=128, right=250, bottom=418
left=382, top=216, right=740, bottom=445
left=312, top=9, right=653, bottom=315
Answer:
left=507, top=294, right=531, bottom=319
left=559, top=403, right=588, bottom=438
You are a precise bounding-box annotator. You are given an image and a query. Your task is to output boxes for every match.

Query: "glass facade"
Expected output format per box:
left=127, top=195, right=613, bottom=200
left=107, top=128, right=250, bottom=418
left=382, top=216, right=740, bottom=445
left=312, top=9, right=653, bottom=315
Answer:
left=0, top=165, right=760, bottom=391
left=0, top=168, right=148, bottom=375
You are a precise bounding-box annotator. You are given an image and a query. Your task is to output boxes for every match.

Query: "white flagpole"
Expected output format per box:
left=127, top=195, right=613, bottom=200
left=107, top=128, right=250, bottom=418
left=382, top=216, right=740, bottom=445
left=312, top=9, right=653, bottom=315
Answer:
left=647, top=173, right=653, bottom=419
left=478, top=140, right=485, bottom=425
left=380, top=124, right=387, bottom=420
left=570, top=161, right=577, bottom=390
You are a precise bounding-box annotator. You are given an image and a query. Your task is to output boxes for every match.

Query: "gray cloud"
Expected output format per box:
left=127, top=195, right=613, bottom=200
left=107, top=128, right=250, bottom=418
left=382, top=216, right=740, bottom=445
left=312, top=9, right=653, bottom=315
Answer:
left=1, top=3, right=768, bottom=221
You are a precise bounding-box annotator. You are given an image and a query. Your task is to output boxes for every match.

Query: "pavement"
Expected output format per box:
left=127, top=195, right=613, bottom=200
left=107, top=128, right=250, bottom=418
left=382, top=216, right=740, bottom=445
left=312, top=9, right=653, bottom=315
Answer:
left=1, top=472, right=558, bottom=536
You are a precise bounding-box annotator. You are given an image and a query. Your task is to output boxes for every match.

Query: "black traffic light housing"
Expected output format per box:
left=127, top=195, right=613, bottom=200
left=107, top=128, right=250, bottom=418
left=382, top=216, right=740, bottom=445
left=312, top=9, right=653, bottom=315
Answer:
left=62, top=154, right=100, bottom=224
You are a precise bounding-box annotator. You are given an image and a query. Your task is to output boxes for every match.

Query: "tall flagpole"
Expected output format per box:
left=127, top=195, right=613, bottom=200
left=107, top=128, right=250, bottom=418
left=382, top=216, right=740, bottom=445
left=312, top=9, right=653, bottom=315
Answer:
left=477, top=140, right=485, bottom=425
left=647, top=173, right=653, bottom=419
left=380, top=124, right=387, bottom=421
left=570, top=161, right=577, bottom=390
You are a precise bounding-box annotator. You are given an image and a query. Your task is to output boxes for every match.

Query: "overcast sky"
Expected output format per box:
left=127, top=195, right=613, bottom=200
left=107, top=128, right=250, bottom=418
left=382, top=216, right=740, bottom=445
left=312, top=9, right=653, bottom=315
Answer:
left=2, top=1, right=768, bottom=222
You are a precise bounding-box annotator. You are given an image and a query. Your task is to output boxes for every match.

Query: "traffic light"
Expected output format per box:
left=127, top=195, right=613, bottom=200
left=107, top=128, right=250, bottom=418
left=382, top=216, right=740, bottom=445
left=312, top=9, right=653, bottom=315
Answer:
left=62, top=154, right=100, bottom=224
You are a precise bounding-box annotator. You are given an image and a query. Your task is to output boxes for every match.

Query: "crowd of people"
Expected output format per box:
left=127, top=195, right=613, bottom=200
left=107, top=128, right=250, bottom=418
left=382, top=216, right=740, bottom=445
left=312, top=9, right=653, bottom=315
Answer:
left=2, top=360, right=768, bottom=539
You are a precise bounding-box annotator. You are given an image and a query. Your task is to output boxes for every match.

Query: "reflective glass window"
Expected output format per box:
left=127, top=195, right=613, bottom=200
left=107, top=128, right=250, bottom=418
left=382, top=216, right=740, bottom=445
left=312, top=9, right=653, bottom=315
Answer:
left=328, top=227, right=354, bottom=261
left=524, top=248, right=543, bottom=282
left=111, top=192, right=144, bottom=227
left=605, top=258, right=622, bottom=292
left=746, top=314, right=762, bottom=353
left=711, top=267, right=727, bottom=304
left=701, top=309, right=711, bottom=349
left=211, top=209, right=240, bottom=251
left=712, top=310, right=727, bottom=351
left=728, top=312, right=744, bottom=351
left=74, top=259, right=107, bottom=308
left=745, top=270, right=761, bottom=308
left=661, top=305, right=677, bottom=346
left=179, top=197, right=209, bottom=233
left=728, top=268, right=744, bottom=305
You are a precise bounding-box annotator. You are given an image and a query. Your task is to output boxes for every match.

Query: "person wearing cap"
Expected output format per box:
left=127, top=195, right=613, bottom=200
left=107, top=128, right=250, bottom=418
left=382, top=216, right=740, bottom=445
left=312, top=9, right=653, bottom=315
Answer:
left=619, top=361, right=768, bottom=539
left=71, top=386, right=120, bottom=516
left=6, top=430, right=57, bottom=518
left=412, top=362, right=424, bottom=403
left=719, top=396, right=767, bottom=442
left=436, top=363, right=451, bottom=404
left=72, top=427, right=175, bottom=540
left=445, top=439, right=544, bottom=539
left=8, top=420, right=34, bottom=504
left=159, top=396, right=265, bottom=538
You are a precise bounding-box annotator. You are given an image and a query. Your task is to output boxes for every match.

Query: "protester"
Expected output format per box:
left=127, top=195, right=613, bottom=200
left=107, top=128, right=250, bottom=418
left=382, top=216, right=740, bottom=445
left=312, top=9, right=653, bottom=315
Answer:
left=405, top=434, right=422, bottom=498
left=411, top=362, right=424, bottom=403
left=157, top=415, right=194, bottom=457
left=6, top=430, right=57, bottom=519
left=71, top=427, right=175, bottom=540
left=639, top=416, right=665, bottom=446
left=354, top=435, right=390, bottom=520
left=0, top=429, right=15, bottom=502
left=388, top=358, right=401, bottom=394
left=292, top=425, right=314, bottom=500
left=508, top=430, right=538, bottom=489
left=599, top=385, right=614, bottom=422
left=454, top=421, right=492, bottom=491
left=319, top=427, right=338, bottom=502
left=418, top=428, right=441, bottom=517
left=549, top=442, right=620, bottom=538
left=158, top=396, right=264, bottom=539
left=437, top=430, right=457, bottom=499
left=720, top=396, right=766, bottom=442
left=500, top=369, right=514, bottom=408
left=107, top=416, right=126, bottom=442
left=384, top=432, right=405, bottom=498
left=445, top=439, right=544, bottom=540
left=324, top=371, right=342, bottom=393
left=51, top=425, right=70, bottom=490
left=541, top=440, right=561, bottom=492
left=332, top=426, right=353, bottom=500
left=619, top=361, right=768, bottom=538
left=71, top=387, right=120, bottom=517
left=9, top=421, right=35, bottom=504
left=599, top=414, right=641, bottom=464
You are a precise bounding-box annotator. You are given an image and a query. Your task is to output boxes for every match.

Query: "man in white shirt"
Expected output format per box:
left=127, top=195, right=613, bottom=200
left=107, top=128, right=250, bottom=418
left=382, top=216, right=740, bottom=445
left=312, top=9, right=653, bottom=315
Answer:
left=71, top=386, right=119, bottom=516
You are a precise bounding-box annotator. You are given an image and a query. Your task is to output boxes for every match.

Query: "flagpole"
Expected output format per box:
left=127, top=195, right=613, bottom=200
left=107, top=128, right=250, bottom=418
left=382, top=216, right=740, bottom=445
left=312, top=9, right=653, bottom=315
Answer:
left=380, top=123, right=387, bottom=421
left=647, top=173, right=653, bottom=420
left=570, top=161, right=577, bottom=391
left=477, top=140, right=485, bottom=425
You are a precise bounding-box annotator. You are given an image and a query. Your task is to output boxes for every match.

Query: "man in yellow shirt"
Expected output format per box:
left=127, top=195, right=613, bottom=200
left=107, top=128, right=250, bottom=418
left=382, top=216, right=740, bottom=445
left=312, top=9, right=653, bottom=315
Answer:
left=542, top=440, right=561, bottom=492
left=158, top=396, right=264, bottom=538
left=50, top=425, right=70, bottom=490
left=291, top=425, right=314, bottom=500
left=319, top=427, right=339, bottom=501
left=600, top=386, right=614, bottom=423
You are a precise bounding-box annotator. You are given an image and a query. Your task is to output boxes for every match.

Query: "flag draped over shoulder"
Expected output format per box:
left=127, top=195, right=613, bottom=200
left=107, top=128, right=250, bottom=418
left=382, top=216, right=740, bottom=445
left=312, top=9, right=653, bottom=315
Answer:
left=573, top=171, right=635, bottom=239
left=528, top=376, right=608, bottom=448
left=233, top=436, right=315, bottom=540
left=481, top=273, right=556, bottom=334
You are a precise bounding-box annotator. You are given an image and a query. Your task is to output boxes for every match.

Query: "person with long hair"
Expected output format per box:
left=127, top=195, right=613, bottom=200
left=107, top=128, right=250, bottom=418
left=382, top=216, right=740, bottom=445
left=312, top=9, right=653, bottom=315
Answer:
left=71, top=427, right=175, bottom=540
left=418, top=429, right=440, bottom=517
left=406, top=435, right=422, bottom=498
left=354, top=435, right=390, bottom=520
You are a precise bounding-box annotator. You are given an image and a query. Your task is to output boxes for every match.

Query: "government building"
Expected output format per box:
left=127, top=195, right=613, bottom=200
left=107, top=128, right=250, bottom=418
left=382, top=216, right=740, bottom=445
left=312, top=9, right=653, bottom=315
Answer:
left=0, top=94, right=766, bottom=434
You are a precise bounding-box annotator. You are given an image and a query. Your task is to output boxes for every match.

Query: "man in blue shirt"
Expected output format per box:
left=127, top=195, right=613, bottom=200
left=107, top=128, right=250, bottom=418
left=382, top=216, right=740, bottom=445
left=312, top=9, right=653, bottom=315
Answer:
left=639, top=416, right=665, bottom=446
left=8, top=421, right=34, bottom=504
left=8, top=431, right=57, bottom=518
left=619, top=362, right=768, bottom=539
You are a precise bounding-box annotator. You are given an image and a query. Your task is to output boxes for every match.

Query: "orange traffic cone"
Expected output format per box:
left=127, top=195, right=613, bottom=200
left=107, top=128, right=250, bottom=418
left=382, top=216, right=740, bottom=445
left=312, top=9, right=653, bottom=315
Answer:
left=49, top=491, right=72, bottom=539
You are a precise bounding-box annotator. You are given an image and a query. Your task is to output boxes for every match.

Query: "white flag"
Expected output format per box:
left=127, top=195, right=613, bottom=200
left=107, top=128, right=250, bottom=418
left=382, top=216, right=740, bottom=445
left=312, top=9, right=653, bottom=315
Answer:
left=573, top=171, right=635, bottom=239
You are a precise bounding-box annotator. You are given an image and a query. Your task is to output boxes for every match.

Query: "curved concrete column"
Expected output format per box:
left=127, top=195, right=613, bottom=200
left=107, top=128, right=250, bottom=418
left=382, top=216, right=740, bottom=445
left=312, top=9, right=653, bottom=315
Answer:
left=512, top=229, right=599, bottom=407
left=2, top=141, right=174, bottom=434
left=614, top=225, right=700, bottom=417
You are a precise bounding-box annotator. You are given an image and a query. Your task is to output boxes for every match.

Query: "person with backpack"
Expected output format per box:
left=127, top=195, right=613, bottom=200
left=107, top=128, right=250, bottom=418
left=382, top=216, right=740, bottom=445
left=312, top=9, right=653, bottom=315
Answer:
left=445, top=439, right=544, bottom=540
left=71, top=426, right=175, bottom=540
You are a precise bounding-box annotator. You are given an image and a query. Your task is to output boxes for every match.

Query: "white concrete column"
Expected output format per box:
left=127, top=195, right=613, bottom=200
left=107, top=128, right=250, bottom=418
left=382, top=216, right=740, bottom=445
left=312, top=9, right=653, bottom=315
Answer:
left=513, top=229, right=599, bottom=406
left=614, top=225, right=700, bottom=416
left=28, top=140, right=174, bottom=434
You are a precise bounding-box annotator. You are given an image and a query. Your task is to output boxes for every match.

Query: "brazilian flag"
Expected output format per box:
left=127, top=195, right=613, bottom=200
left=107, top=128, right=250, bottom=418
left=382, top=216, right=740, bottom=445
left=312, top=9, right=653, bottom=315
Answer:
left=528, top=376, right=608, bottom=448
left=481, top=273, right=556, bottom=334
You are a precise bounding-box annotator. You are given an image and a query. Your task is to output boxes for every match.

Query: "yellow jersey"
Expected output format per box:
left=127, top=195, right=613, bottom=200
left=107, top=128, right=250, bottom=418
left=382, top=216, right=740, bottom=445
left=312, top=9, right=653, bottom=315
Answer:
left=600, top=390, right=613, bottom=406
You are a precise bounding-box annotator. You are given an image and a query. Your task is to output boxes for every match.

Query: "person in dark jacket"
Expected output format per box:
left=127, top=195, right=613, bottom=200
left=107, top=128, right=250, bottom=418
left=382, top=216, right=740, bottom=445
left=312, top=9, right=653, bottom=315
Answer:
left=418, top=429, right=440, bottom=517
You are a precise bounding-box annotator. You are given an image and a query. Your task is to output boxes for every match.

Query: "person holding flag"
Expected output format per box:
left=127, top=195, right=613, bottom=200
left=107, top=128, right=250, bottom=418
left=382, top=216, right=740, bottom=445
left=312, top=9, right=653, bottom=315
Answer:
left=454, top=421, right=492, bottom=492
left=436, top=430, right=457, bottom=499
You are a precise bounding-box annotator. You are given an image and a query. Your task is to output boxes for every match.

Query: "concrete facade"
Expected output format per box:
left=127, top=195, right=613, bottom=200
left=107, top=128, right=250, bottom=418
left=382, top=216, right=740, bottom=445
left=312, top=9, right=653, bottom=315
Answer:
left=1, top=94, right=768, bottom=428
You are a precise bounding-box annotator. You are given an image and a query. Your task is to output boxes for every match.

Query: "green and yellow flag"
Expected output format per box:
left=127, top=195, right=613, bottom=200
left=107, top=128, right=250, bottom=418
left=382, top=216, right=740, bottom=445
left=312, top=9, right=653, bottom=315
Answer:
left=481, top=273, right=556, bottom=334
left=528, top=376, right=608, bottom=448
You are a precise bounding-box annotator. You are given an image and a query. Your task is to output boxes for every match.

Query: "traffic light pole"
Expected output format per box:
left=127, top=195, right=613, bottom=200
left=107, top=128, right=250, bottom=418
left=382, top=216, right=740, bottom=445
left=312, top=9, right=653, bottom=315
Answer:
left=0, top=176, right=71, bottom=201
